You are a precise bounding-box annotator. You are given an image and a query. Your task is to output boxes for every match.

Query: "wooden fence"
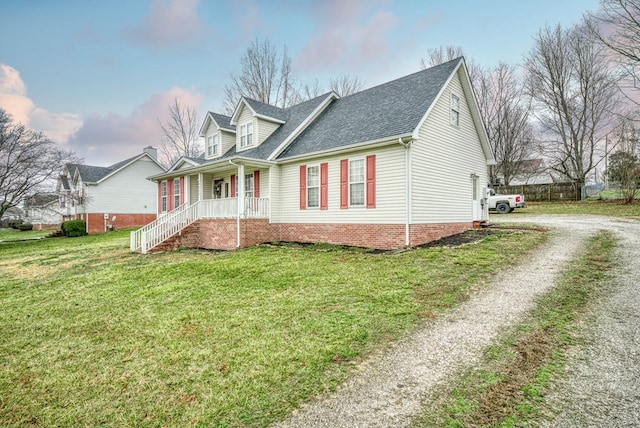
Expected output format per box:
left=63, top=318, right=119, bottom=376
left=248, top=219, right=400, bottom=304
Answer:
left=494, top=182, right=579, bottom=202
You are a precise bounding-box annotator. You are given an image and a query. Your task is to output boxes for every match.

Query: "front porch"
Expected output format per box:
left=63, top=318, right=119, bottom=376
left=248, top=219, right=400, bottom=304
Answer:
left=130, top=197, right=269, bottom=254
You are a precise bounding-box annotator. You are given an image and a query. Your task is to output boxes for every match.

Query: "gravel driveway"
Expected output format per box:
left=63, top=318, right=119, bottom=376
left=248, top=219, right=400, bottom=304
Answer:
left=272, top=215, right=640, bottom=428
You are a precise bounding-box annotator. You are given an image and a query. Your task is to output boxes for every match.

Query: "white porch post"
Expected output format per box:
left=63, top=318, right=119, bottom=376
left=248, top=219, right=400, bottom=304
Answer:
left=198, top=173, right=204, bottom=202
left=185, top=175, right=190, bottom=205
left=237, top=164, right=245, bottom=217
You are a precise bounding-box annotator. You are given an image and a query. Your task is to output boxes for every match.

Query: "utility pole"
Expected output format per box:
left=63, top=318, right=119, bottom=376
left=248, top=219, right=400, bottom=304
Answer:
left=604, top=134, right=609, bottom=191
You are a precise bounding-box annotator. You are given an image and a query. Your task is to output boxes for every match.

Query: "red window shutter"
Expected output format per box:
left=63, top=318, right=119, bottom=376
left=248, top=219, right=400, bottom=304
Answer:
left=167, top=179, right=174, bottom=211
left=340, top=159, right=348, bottom=209
left=299, top=165, right=306, bottom=210
left=320, top=162, right=328, bottom=210
left=231, top=175, right=236, bottom=197
left=366, top=155, right=376, bottom=208
left=180, top=177, right=185, bottom=205
left=157, top=182, right=162, bottom=213
left=254, top=170, right=260, bottom=198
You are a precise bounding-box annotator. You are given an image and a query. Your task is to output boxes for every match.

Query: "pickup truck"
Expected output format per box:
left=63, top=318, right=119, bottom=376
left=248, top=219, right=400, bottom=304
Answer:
left=487, top=189, right=526, bottom=214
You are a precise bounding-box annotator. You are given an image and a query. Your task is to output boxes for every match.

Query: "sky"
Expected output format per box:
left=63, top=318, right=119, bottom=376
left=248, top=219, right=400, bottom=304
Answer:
left=0, top=0, right=602, bottom=166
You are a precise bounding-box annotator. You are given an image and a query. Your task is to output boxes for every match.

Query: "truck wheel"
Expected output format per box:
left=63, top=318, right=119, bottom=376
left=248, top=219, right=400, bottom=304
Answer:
left=496, top=203, right=510, bottom=214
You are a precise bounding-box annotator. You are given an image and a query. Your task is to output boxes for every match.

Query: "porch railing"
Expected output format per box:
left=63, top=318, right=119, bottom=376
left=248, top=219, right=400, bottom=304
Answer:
left=130, top=197, right=269, bottom=254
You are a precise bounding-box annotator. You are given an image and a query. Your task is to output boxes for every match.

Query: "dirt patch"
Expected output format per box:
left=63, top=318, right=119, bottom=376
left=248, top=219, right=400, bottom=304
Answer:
left=416, top=229, right=496, bottom=249
left=473, top=328, right=554, bottom=427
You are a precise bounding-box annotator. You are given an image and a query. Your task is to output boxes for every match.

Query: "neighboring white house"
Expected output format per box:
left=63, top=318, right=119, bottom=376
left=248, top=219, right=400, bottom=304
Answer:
left=58, top=146, right=166, bottom=234
left=131, top=58, right=496, bottom=253
left=23, top=193, right=62, bottom=230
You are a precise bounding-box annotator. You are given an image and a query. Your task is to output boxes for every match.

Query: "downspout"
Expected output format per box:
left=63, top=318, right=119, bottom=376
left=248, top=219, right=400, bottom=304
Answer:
left=398, top=138, right=412, bottom=247
left=228, top=159, right=242, bottom=248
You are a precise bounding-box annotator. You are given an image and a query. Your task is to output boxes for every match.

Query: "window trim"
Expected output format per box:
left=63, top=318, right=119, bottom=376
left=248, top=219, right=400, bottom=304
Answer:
left=451, top=93, right=460, bottom=127
left=306, top=164, right=320, bottom=209
left=348, top=158, right=366, bottom=207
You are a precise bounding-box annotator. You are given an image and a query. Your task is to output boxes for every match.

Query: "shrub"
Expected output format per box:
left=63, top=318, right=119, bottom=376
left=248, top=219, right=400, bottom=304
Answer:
left=61, top=219, right=87, bottom=237
left=8, top=220, right=22, bottom=229
left=18, top=223, right=33, bottom=231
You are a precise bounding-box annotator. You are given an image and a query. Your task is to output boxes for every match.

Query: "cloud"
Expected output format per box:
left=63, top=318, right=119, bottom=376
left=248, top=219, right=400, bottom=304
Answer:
left=295, top=0, right=399, bottom=72
left=124, top=0, right=209, bottom=47
left=66, top=87, right=203, bottom=166
left=0, top=64, right=82, bottom=144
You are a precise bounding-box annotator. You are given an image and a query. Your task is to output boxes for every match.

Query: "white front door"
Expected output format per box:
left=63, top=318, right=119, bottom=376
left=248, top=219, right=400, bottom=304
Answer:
left=472, top=174, right=480, bottom=221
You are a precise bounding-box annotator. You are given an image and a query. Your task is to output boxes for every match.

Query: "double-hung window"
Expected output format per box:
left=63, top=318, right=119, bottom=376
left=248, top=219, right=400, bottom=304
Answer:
left=244, top=173, right=254, bottom=198
left=451, top=94, right=460, bottom=126
left=173, top=178, right=180, bottom=208
left=207, top=135, right=219, bottom=157
left=307, top=165, right=320, bottom=208
left=349, top=159, right=365, bottom=206
left=161, top=181, right=168, bottom=212
left=240, top=122, right=253, bottom=147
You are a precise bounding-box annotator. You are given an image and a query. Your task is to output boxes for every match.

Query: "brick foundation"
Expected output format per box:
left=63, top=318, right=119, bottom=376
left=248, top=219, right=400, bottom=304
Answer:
left=152, top=220, right=472, bottom=252
left=86, top=213, right=157, bottom=234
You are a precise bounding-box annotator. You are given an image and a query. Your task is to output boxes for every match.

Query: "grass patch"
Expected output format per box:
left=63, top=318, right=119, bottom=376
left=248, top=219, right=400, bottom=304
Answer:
left=0, top=228, right=546, bottom=427
left=0, top=228, right=51, bottom=241
left=519, top=201, right=640, bottom=218
left=412, top=230, right=616, bottom=427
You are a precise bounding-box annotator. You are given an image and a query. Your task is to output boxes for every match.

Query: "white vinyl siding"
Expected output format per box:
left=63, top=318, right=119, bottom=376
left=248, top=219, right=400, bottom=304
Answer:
left=221, top=131, right=236, bottom=156
left=412, top=68, right=489, bottom=223
left=81, top=156, right=165, bottom=214
left=257, top=119, right=280, bottom=145
left=274, top=146, right=405, bottom=224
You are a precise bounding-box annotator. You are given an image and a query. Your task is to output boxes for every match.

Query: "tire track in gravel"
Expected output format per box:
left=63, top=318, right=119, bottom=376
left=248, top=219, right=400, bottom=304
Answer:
left=534, top=216, right=640, bottom=428
left=272, top=216, right=596, bottom=428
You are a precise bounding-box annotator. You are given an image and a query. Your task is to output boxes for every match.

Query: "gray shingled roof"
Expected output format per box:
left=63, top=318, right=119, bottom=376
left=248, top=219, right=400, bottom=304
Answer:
left=278, top=58, right=461, bottom=159
left=243, top=98, right=288, bottom=122
left=24, top=193, right=58, bottom=209
left=210, top=112, right=235, bottom=131
left=58, top=174, right=71, bottom=191
left=67, top=153, right=146, bottom=183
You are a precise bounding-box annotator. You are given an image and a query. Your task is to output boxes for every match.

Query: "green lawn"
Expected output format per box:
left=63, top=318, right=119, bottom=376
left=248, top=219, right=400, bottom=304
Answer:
left=0, top=228, right=51, bottom=241
left=510, top=200, right=640, bottom=218
left=0, top=228, right=545, bottom=427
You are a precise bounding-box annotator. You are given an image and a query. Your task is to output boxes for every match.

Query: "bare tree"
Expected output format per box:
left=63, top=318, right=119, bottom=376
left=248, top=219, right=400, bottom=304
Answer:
left=476, top=62, right=534, bottom=185
left=0, top=109, right=78, bottom=221
left=607, top=117, right=640, bottom=202
left=158, top=98, right=201, bottom=166
left=525, top=24, right=620, bottom=189
left=586, top=0, right=640, bottom=96
left=223, top=39, right=298, bottom=114
left=420, top=45, right=481, bottom=84
left=329, top=75, right=363, bottom=97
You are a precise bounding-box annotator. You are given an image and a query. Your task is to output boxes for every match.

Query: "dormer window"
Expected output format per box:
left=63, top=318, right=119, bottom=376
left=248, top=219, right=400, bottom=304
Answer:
left=207, top=134, right=219, bottom=157
left=240, top=122, right=254, bottom=147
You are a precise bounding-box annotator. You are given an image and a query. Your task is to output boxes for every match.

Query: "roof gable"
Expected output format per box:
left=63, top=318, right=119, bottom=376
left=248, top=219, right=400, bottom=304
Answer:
left=230, top=97, right=287, bottom=125
left=200, top=111, right=235, bottom=135
left=68, top=152, right=166, bottom=184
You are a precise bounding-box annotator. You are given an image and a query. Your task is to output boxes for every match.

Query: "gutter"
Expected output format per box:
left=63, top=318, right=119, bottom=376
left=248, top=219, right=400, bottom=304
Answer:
left=398, top=137, right=413, bottom=247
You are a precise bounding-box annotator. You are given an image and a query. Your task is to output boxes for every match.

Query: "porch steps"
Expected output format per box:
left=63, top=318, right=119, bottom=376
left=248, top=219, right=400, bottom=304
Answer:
left=151, top=221, right=201, bottom=252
